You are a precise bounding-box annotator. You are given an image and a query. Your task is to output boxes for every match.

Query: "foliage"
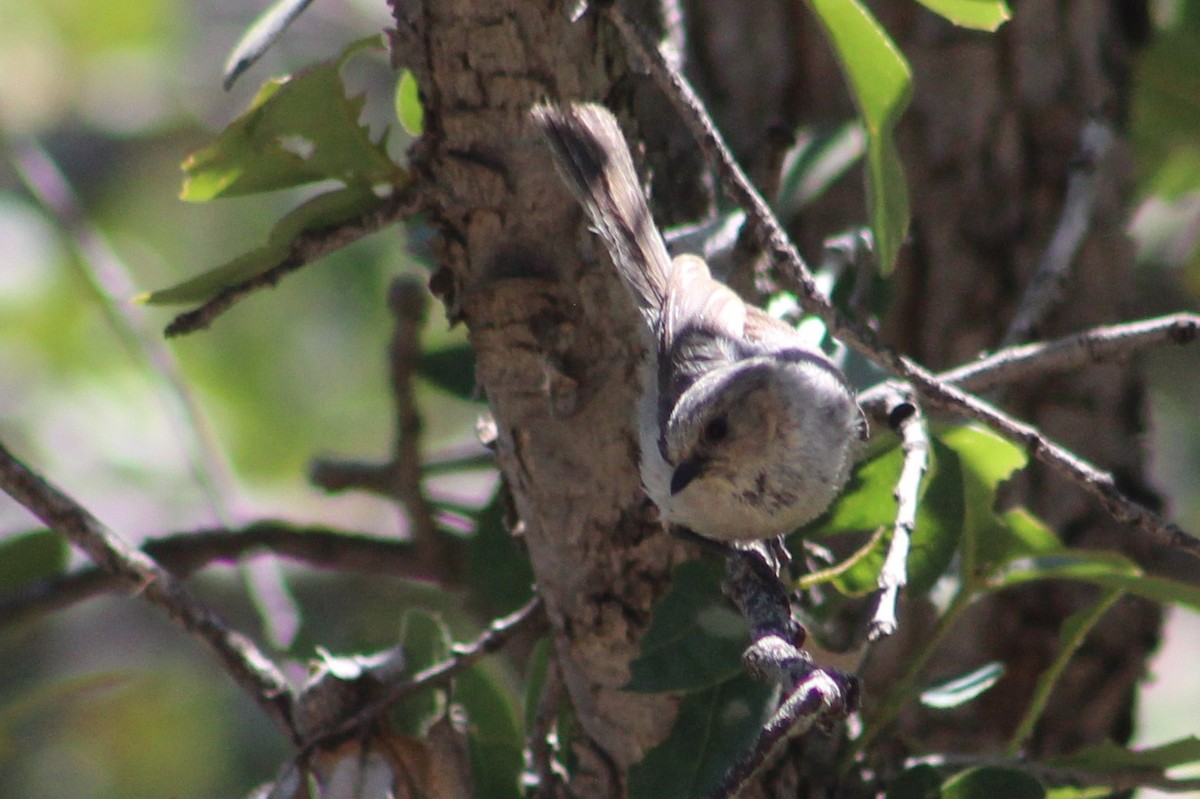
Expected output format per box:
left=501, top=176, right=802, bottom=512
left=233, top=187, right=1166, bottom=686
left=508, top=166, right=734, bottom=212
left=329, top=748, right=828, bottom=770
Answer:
left=2, top=0, right=1200, bottom=798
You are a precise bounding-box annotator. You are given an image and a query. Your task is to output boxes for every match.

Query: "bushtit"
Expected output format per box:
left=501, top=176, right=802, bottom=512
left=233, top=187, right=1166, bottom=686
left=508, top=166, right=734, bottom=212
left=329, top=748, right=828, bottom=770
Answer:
left=532, top=102, right=864, bottom=542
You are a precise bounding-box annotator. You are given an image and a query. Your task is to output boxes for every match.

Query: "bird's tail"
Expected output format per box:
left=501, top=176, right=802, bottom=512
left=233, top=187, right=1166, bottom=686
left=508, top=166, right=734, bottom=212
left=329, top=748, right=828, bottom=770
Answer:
left=531, top=102, right=672, bottom=314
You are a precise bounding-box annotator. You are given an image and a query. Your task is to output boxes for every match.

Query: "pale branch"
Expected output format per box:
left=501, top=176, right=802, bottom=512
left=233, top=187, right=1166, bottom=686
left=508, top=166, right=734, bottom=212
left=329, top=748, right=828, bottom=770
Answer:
left=870, top=387, right=928, bottom=641
left=938, top=313, right=1200, bottom=393
left=309, top=276, right=456, bottom=577
left=0, top=523, right=430, bottom=629
left=300, top=595, right=546, bottom=750
left=1001, top=120, right=1115, bottom=347
left=0, top=441, right=297, bottom=740
left=164, top=188, right=421, bottom=337
left=598, top=4, right=1200, bottom=560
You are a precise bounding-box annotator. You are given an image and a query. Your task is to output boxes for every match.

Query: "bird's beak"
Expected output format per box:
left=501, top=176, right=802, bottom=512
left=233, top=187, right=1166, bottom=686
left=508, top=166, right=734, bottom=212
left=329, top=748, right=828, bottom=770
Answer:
left=670, top=456, right=707, bottom=495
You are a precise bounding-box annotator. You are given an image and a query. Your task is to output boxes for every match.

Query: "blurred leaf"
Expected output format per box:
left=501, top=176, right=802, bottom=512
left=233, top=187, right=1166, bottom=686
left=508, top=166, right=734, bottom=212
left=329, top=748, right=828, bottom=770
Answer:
left=391, top=610, right=452, bottom=735
left=1132, top=8, right=1200, bottom=195
left=521, top=636, right=551, bottom=733
left=626, top=560, right=749, bottom=693
left=418, top=344, right=478, bottom=400
left=458, top=663, right=523, bottom=799
left=1045, top=736, right=1200, bottom=772
left=887, top=763, right=942, bottom=799
left=990, top=551, right=1200, bottom=609
left=139, top=184, right=388, bottom=304
left=465, top=490, right=535, bottom=617
left=396, top=69, right=425, bottom=136
left=776, top=122, right=865, bottom=216
left=1043, top=788, right=1111, bottom=799
left=903, top=437, right=962, bottom=593
left=222, top=0, right=316, bottom=90
left=627, top=673, right=774, bottom=799
left=920, top=662, right=1005, bottom=709
left=913, top=0, right=1010, bottom=31
left=0, top=530, right=68, bottom=590
left=182, top=36, right=400, bottom=201
left=941, top=766, right=1045, bottom=799
left=807, top=0, right=912, bottom=272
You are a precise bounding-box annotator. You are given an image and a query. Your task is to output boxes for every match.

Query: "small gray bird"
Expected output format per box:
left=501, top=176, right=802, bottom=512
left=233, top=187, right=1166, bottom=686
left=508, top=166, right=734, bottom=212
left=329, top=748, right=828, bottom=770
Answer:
left=532, top=102, right=864, bottom=542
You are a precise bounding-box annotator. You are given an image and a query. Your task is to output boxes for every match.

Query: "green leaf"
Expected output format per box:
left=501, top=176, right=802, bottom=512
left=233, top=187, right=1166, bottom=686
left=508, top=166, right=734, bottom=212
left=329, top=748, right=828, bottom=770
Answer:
left=182, top=37, right=401, bottom=201
left=465, top=490, right=535, bottom=617
left=776, top=122, right=865, bottom=217
left=941, top=766, right=1045, bottom=799
left=806, top=0, right=912, bottom=272
left=0, top=530, right=68, bottom=591
left=887, top=764, right=942, bottom=799
left=990, top=551, right=1200, bottom=609
left=222, top=0, right=316, bottom=90
left=626, top=560, right=749, bottom=692
left=139, top=184, right=388, bottom=305
left=627, top=673, right=774, bottom=799
left=1045, top=736, right=1200, bottom=773
left=809, top=438, right=904, bottom=536
left=913, top=0, right=1010, bottom=31
left=458, top=661, right=523, bottom=799
left=396, top=69, right=425, bottom=136
left=903, top=438, right=961, bottom=593
left=390, top=610, right=452, bottom=735
left=920, top=662, right=1005, bottom=709
left=1132, top=9, right=1200, bottom=195
left=418, top=344, right=478, bottom=400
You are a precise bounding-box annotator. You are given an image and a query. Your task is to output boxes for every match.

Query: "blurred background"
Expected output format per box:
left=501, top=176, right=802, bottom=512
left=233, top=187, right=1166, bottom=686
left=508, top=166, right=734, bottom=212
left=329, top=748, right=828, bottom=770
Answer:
left=0, top=0, right=1197, bottom=796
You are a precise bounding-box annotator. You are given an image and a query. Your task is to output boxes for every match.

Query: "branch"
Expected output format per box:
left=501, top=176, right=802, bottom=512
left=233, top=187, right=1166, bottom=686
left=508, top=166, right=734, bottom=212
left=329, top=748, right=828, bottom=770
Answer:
left=0, top=441, right=297, bottom=740
left=310, top=277, right=458, bottom=576
left=1001, top=120, right=1115, bottom=346
left=0, top=522, right=432, bottom=629
left=300, top=595, right=545, bottom=749
left=599, top=5, right=1200, bottom=560
left=870, top=387, right=929, bottom=640
left=164, top=188, right=421, bottom=337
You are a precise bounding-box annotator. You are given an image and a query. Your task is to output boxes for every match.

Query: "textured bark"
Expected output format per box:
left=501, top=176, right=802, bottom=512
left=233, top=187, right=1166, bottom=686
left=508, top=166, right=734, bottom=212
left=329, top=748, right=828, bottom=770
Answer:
left=404, top=0, right=1162, bottom=795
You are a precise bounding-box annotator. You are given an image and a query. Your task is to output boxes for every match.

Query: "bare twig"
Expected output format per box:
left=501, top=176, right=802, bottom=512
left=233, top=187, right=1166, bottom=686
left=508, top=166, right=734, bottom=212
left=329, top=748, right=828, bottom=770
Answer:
left=310, top=277, right=456, bottom=576
left=0, top=441, right=297, bottom=740
left=937, top=313, right=1200, bottom=393
left=164, top=188, right=421, bottom=337
left=870, top=387, right=929, bottom=640
left=0, top=522, right=430, bottom=629
left=301, top=595, right=546, bottom=749
left=1001, top=120, right=1115, bottom=346
left=599, top=5, right=1200, bottom=560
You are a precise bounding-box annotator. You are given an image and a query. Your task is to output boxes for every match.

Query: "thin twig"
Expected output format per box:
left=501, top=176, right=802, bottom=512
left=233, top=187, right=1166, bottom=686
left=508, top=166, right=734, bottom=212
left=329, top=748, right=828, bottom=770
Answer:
left=164, top=188, right=421, bottom=337
left=310, top=277, right=456, bottom=576
left=870, top=387, right=928, bottom=640
left=600, top=5, right=1200, bottom=560
left=0, top=441, right=297, bottom=740
left=937, top=313, right=1200, bottom=394
left=527, top=654, right=575, bottom=798
left=0, top=523, right=431, bottom=629
left=301, top=595, right=545, bottom=749
left=1001, top=120, right=1115, bottom=346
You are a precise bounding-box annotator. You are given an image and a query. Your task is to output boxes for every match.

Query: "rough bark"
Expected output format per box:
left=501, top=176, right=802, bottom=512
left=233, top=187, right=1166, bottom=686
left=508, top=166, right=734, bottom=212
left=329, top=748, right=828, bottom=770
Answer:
left=404, top=0, right=1162, bottom=795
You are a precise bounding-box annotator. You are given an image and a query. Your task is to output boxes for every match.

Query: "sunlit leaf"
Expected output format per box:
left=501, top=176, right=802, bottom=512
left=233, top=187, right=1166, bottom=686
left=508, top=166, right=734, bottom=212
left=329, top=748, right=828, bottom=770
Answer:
left=914, top=0, right=1010, bottom=31
left=1045, top=736, right=1200, bottom=773
left=183, top=36, right=400, bottom=201
left=139, top=184, right=388, bottom=304
left=222, top=0, right=316, bottom=90
left=0, top=530, right=68, bottom=590
left=458, top=661, right=523, bottom=799
left=942, top=766, right=1045, bottom=799
left=627, top=673, right=774, bottom=799
left=920, top=661, right=1005, bottom=709
left=776, top=122, right=865, bottom=216
left=626, top=560, right=749, bottom=692
left=809, top=438, right=904, bottom=536
left=806, top=0, right=912, bottom=272
left=396, top=69, right=425, bottom=136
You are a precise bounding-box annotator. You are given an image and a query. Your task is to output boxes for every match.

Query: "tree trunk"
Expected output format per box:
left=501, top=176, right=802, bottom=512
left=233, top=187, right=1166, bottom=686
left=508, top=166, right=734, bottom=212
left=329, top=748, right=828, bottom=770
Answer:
left=405, top=0, right=1162, bottom=795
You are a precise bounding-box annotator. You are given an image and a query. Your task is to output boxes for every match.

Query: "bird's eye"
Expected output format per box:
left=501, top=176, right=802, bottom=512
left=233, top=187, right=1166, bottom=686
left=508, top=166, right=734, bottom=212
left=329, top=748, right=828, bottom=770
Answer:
left=703, top=416, right=729, bottom=443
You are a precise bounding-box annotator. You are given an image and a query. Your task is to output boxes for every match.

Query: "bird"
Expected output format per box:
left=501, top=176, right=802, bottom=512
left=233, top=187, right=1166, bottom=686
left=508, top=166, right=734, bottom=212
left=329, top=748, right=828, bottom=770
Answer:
left=532, top=102, right=864, bottom=543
